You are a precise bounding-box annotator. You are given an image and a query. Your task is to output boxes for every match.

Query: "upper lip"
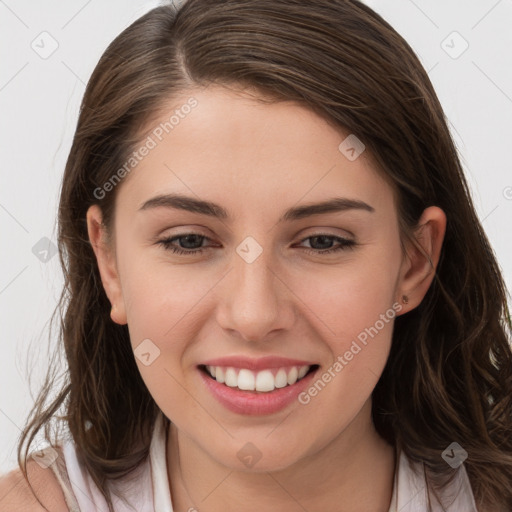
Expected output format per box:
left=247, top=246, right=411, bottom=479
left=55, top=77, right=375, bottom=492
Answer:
left=199, top=356, right=316, bottom=371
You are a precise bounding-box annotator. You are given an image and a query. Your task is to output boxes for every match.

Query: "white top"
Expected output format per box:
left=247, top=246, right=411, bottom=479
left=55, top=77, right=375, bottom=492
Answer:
left=43, top=411, right=478, bottom=512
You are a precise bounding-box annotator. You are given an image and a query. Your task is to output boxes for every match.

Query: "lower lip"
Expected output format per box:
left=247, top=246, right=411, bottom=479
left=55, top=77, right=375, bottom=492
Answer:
left=198, top=366, right=318, bottom=415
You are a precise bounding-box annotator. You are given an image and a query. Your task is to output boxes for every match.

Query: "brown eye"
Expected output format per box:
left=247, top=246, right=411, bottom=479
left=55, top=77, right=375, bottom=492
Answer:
left=297, top=234, right=357, bottom=255
left=158, top=233, right=211, bottom=255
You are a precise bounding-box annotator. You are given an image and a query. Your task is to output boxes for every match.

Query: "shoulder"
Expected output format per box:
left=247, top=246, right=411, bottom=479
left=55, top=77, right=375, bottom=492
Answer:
left=395, top=450, right=480, bottom=512
left=0, top=458, right=69, bottom=512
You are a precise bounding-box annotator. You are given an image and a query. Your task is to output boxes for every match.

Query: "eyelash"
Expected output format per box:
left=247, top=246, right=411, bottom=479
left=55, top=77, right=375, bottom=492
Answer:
left=157, top=233, right=357, bottom=256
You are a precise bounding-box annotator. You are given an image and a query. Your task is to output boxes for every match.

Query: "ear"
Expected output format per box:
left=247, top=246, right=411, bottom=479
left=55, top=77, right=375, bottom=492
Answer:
left=396, top=206, right=446, bottom=314
left=86, top=205, right=127, bottom=325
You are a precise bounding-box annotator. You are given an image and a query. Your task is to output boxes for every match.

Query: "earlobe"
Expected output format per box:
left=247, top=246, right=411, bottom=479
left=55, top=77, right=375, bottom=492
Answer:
left=396, top=206, right=446, bottom=313
left=86, top=205, right=127, bottom=325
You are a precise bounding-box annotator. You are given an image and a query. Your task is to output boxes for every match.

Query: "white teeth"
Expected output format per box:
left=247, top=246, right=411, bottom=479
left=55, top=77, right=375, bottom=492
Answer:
left=238, top=369, right=255, bottom=391
left=205, top=365, right=312, bottom=392
left=274, top=368, right=288, bottom=388
left=298, top=365, right=309, bottom=379
left=215, top=367, right=225, bottom=383
left=255, top=370, right=275, bottom=392
left=225, top=368, right=238, bottom=387
left=287, top=366, right=298, bottom=385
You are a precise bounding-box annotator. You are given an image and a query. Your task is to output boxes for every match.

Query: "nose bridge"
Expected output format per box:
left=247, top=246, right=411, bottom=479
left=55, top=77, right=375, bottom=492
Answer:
left=217, top=237, right=291, bottom=341
left=235, top=246, right=275, bottom=302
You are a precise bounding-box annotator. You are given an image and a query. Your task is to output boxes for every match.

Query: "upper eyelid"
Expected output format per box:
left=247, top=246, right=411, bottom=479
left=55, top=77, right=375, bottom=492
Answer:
left=159, top=225, right=354, bottom=240
left=159, top=231, right=354, bottom=246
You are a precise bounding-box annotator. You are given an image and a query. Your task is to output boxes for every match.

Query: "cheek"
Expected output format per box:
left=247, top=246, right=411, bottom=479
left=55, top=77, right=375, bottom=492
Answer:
left=120, top=262, right=203, bottom=420
left=290, top=241, right=401, bottom=410
left=294, top=270, right=399, bottom=433
left=294, top=244, right=400, bottom=341
left=119, top=244, right=213, bottom=343
left=118, top=251, right=224, bottom=413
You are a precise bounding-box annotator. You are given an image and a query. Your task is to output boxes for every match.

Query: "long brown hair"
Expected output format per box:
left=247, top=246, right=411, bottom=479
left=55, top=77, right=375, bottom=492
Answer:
left=17, top=1, right=512, bottom=511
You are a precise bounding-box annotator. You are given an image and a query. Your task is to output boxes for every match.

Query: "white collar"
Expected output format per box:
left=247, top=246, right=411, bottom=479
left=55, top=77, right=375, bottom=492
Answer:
left=150, top=411, right=174, bottom=511
left=387, top=448, right=478, bottom=511
left=149, top=411, right=478, bottom=512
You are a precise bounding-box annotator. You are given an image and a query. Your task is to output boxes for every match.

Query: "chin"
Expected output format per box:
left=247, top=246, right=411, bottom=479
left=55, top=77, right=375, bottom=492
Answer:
left=207, top=437, right=311, bottom=473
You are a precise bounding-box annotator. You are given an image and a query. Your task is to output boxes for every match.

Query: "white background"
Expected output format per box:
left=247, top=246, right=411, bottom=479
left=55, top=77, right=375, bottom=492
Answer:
left=1, top=0, right=511, bottom=474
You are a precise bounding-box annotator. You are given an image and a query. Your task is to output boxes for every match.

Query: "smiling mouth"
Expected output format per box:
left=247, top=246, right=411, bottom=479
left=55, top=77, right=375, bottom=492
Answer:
left=198, top=364, right=319, bottom=393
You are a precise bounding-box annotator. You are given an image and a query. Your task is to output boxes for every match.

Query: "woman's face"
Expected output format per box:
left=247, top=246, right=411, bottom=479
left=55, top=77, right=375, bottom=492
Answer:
left=88, top=85, right=442, bottom=471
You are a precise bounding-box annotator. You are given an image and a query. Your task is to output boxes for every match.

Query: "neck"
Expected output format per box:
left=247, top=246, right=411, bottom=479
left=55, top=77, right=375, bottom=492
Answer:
left=167, top=399, right=396, bottom=512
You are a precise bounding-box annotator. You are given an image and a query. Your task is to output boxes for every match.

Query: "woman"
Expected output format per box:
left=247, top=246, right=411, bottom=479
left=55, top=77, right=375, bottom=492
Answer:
left=1, top=0, right=511, bottom=511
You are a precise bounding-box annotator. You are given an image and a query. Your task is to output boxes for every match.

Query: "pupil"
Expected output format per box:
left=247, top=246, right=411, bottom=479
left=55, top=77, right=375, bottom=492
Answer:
left=182, top=234, right=202, bottom=249
left=312, top=235, right=332, bottom=250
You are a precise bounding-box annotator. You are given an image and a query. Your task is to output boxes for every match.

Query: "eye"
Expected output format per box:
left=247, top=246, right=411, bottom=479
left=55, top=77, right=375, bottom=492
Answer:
left=157, top=233, right=212, bottom=255
left=157, top=232, right=357, bottom=256
left=295, top=233, right=357, bottom=255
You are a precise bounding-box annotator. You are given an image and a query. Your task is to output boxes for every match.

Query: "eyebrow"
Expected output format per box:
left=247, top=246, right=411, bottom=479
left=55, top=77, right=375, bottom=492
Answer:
left=138, top=193, right=375, bottom=222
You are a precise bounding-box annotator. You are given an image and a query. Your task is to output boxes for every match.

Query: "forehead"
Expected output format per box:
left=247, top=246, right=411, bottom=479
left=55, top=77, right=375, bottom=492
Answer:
left=116, top=85, right=393, bottom=216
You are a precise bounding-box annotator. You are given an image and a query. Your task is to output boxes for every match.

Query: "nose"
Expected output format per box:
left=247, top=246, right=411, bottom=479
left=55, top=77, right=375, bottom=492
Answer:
left=215, top=247, right=295, bottom=343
